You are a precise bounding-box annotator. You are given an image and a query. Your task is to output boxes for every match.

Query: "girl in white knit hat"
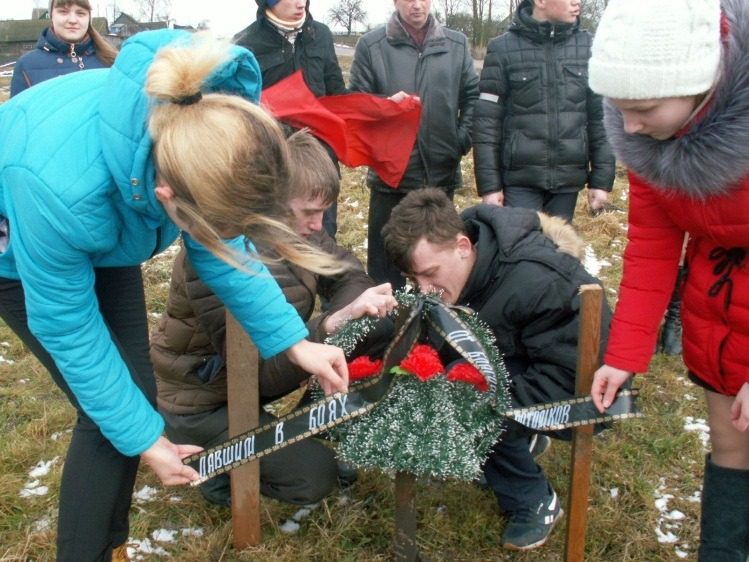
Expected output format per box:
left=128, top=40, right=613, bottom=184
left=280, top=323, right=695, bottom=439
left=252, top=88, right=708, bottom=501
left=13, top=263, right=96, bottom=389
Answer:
left=588, top=0, right=749, bottom=560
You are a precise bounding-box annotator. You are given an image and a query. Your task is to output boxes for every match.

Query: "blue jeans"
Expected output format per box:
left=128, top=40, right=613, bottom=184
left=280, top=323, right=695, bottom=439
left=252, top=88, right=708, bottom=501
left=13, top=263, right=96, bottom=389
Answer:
left=483, top=421, right=550, bottom=513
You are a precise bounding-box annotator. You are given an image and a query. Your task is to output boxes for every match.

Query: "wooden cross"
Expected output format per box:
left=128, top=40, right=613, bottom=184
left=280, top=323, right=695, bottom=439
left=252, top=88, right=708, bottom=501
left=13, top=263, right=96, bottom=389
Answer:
left=224, top=285, right=603, bottom=559
left=226, top=311, right=261, bottom=548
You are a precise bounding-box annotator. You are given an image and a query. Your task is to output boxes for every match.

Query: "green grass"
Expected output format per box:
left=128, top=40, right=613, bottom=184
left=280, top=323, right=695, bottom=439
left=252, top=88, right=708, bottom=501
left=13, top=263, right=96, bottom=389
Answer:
left=0, top=71, right=708, bottom=561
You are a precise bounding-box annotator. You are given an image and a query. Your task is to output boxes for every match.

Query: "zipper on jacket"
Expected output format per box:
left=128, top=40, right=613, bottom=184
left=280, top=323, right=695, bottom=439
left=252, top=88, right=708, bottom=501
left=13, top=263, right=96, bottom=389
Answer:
left=546, top=41, right=558, bottom=189
left=415, top=47, right=430, bottom=184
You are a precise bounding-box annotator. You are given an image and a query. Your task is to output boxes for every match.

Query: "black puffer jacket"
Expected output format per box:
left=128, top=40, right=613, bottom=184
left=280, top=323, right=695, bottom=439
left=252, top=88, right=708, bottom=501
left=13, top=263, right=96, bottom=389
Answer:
left=472, top=0, right=614, bottom=196
left=349, top=13, right=479, bottom=192
left=234, top=7, right=346, bottom=97
left=459, top=205, right=611, bottom=417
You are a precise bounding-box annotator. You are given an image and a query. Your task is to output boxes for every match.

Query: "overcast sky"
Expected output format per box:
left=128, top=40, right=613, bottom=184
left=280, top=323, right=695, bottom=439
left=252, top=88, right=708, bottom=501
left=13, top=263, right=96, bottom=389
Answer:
left=0, top=1, right=396, bottom=37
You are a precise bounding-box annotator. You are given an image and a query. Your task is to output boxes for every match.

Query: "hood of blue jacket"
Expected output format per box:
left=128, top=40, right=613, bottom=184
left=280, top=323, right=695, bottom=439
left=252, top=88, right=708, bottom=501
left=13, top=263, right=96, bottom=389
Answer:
left=99, top=29, right=264, bottom=224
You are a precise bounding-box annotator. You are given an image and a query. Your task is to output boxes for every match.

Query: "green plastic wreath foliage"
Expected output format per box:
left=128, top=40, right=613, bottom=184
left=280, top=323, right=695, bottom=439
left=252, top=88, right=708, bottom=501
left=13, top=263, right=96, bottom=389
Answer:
left=324, top=291, right=511, bottom=481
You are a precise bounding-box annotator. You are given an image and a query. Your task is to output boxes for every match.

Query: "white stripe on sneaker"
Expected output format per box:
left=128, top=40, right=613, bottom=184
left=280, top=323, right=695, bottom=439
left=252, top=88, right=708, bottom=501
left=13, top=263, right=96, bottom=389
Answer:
left=547, top=491, right=558, bottom=512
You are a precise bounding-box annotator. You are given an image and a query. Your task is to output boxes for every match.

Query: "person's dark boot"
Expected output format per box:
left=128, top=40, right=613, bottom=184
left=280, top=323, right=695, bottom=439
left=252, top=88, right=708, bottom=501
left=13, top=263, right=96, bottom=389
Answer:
left=658, top=266, right=685, bottom=355
left=697, top=455, right=749, bottom=562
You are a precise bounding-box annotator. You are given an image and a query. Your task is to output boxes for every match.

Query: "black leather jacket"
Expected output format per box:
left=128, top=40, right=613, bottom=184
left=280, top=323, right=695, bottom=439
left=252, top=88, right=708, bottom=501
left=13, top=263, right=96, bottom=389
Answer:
left=349, top=14, right=479, bottom=192
left=472, top=0, right=614, bottom=196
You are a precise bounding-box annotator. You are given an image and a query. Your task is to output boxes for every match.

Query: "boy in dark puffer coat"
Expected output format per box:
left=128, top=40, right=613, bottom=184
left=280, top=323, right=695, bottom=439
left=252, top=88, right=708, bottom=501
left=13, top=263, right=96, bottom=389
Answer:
left=383, top=188, right=611, bottom=551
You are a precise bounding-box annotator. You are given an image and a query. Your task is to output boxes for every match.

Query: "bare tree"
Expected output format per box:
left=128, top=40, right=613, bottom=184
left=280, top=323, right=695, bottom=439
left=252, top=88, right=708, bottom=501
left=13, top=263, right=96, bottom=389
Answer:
left=579, top=0, right=607, bottom=31
left=136, top=0, right=171, bottom=23
left=471, top=0, right=493, bottom=46
left=437, top=0, right=467, bottom=21
left=327, top=0, right=368, bottom=35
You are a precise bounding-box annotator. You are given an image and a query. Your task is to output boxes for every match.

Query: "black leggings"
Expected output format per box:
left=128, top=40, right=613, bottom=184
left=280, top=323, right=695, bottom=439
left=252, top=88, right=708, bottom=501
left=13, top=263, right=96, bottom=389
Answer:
left=0, top=266, right=155, bottom=562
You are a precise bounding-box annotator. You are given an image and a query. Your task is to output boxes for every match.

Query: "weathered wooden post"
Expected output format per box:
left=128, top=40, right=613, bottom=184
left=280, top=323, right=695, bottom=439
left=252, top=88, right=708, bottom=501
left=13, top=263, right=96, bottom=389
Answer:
left=226, top=311, right=262, bottom=548
left=394, top=472, right=419, bottom=561
left=564, top=284, right=603, bottom=562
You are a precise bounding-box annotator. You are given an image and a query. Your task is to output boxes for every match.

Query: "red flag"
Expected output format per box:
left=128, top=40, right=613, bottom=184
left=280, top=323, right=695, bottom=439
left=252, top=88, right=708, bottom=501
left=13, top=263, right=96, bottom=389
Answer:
left=261, top=70, right=421, bottom=188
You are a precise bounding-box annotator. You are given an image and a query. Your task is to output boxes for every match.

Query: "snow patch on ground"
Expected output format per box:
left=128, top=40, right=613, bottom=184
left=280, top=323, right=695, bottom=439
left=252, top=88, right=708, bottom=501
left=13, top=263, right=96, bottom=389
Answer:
left=133, top=485, right=159, bottom=503
left=654, top=478, right=695, bottom=559
left=19, top=482, right=48, bottom=498
left=279, top=502, right=320, bottom=534
left=584, top=245, right=611, bottom=276
left=30, top=458, right=58, bottom=478
left=32, top=516, right=52, bottom=533
left=126, top=538, right=169, bottom=560
left=19, top=458, right=58, bottom=498
left=684, top=416, right=710, bottom=450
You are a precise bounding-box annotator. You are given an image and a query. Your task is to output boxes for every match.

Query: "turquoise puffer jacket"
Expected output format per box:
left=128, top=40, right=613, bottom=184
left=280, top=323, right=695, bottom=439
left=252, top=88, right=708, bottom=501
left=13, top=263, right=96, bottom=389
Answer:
left=0, top=30, right=307, bottom=456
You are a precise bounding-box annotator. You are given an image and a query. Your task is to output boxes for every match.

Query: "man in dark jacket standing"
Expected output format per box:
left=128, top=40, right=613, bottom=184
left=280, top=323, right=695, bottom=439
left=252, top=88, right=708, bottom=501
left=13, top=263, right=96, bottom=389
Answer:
left=234, top=0, right=346, bottom=236
left=348, top=0, right=479, bottom=289
left=382, top=188, right=611, bottom=550
left=472, top=0, right=615, bottom=221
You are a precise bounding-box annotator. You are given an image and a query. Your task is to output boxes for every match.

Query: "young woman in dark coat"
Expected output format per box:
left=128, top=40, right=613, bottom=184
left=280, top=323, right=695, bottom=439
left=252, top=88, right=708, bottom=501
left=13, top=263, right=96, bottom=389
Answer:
left=10, top=0, right=117, bottom=97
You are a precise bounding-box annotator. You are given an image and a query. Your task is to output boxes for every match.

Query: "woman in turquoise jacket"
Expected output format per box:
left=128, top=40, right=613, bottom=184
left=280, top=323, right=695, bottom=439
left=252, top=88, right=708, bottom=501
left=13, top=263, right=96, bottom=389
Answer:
left=0, top=30, right=349, bottom=561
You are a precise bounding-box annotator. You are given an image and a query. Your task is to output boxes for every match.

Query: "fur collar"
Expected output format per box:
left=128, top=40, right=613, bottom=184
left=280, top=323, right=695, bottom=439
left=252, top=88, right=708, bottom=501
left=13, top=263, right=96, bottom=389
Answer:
left=603, top=0, right=749, bottom=199
left=386, top=12, right=445, bottom=46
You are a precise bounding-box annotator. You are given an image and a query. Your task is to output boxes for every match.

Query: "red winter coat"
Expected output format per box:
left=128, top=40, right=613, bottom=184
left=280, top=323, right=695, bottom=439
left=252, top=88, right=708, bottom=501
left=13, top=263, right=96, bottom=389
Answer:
left=602, top=0, right=749, bottom=395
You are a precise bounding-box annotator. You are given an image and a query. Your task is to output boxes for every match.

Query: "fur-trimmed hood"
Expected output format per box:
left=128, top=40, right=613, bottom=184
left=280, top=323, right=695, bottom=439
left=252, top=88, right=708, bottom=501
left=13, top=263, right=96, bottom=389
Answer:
left=537, top=212, right=585, bottom=260
left=602, top=0, right=749, bottom=199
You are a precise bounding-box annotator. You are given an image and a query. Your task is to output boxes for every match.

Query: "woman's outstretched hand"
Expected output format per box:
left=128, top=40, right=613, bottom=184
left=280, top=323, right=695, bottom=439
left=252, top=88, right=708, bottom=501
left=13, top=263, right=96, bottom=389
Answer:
left=591, top=364, right=633, bottom=413
left=141, top=436, right=202, bottom=486
left=286, top=339, right=349, bottom=395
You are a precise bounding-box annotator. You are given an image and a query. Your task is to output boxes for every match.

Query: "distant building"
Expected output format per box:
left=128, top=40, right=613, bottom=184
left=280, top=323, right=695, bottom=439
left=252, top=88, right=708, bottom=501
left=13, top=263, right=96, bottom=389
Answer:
left=108, top=12, right=172, bottom=47
left=0, top=9, right=194, bottom=65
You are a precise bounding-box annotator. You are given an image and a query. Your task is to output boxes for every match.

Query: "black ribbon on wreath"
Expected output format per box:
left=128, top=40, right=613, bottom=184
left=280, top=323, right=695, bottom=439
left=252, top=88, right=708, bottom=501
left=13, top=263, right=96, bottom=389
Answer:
left=183, top=294, right=641, bottom=484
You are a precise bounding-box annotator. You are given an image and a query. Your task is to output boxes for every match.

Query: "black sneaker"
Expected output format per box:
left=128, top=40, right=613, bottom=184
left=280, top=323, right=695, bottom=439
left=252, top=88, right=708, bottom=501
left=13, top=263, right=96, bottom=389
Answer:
left=501, top=489, right=563, bottom=550
left=528, top=434, right=552, bottom=459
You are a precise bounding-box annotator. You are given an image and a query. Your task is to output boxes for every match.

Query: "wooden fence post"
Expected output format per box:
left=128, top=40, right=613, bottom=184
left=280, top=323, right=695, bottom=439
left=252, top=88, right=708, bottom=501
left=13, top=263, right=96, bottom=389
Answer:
left=564, top=284, right=603, bottom=562
left=393, top=472, right=419, bottom=562
left=226, top=311, right=262, bottom=548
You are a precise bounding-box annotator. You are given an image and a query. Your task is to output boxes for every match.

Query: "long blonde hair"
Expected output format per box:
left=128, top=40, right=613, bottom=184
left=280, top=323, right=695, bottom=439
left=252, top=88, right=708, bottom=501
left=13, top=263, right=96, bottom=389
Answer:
left=146, top=35, right=345, bottom=275
left=49, top=0, right=118, bottom=66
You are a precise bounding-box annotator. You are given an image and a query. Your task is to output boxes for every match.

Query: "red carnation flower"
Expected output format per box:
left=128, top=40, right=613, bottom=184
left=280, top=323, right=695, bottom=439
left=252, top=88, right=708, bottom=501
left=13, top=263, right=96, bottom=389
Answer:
left=399, top=344, right=444, bottom=382
left=446, top=362, right=489, bottom=392
left=348, top=356, right=383, bottom=382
